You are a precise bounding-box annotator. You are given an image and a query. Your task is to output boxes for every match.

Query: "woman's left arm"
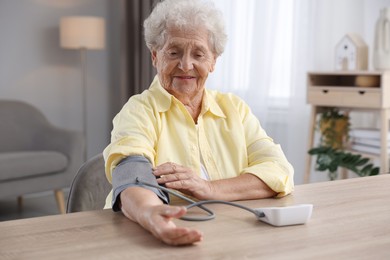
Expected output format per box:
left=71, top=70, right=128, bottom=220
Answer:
left=153, top=162, right=276, bottom=201
left=209, top=173, right=277, bottom=200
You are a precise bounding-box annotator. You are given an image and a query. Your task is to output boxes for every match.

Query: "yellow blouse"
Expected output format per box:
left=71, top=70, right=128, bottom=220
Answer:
left=103, top=76, right=294, bottom=207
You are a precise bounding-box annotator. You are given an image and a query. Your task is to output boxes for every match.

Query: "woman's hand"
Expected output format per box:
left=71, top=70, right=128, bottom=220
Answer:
left=153, top=163, right=277, bottom=201
left=153, top=162, right=215, bottom=200
left=120, top=187, right=203, bottom=246
left=138, top=205, right=203, bottom=246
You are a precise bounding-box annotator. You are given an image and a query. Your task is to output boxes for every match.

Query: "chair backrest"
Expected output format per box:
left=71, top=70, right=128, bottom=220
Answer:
left=67, top=153, right=112, bottom=213
left=0, top=100, right=50, bottom=152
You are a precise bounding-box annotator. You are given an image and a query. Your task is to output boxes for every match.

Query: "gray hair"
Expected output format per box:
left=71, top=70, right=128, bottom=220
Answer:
left=144, top=0, right=227, bottom=56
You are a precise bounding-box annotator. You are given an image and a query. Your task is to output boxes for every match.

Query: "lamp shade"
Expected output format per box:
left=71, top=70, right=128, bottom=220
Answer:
left=60, top=16, right=105, bottom=50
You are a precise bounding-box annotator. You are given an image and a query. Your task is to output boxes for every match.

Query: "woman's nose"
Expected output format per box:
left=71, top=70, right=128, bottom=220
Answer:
left=178, top=55, right=194, bottom=72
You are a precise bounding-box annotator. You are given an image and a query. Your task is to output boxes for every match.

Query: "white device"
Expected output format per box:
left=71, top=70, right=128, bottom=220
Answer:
left=255, top=204, right=313, bottom=227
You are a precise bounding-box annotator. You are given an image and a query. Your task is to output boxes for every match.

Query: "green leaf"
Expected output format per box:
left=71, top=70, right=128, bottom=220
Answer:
left=360, top=163, right=373, bottom=173
left=341, top=154, right=354, bottom=164
left=317, top=155, right=332, bottom=166
left=349, top=154, right=362, bottom=164
left=369, top=167, right=380, bottom=176
left=355, top=158, right=369, bottom=166
left=317, top=164, right=329, bottom=172
left=328, top=163, right=338, bottom=173
left=308, top=146, right=330, bottom=155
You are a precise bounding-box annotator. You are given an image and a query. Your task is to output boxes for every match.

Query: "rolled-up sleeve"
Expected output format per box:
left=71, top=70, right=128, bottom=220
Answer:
left=237, top=98, right=294, bottom=197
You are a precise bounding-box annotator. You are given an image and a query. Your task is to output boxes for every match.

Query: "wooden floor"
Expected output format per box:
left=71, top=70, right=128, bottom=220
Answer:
left=0, top=189, right=69, bottom=222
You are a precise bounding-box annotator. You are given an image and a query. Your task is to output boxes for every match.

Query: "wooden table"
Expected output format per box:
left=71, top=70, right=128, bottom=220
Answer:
left=1, top=175, right=390, bottom=259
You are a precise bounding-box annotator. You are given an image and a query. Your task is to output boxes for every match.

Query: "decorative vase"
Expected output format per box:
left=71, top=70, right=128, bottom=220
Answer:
left=373, top=8, right=390, bottom=70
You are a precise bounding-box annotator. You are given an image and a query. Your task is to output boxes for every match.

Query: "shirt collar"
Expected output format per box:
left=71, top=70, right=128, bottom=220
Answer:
left=149, top=75, right=172, bottom=112
left=149, top=75, right=226, bottom=118
left=202, top=90, right=226, bottom=118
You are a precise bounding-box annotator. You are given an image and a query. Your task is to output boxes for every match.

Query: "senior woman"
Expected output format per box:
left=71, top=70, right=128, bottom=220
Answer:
left=103, top=0, right=294, bottom=246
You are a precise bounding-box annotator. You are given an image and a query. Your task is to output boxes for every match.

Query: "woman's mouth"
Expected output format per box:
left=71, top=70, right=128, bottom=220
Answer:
left=175, top=76, right=196, bottom=80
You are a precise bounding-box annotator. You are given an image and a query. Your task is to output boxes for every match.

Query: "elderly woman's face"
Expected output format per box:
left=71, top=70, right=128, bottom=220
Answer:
left=152, top=27, right=216, bottom=101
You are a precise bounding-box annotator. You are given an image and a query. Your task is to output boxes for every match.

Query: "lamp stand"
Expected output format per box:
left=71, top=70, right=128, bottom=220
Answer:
left=60, top=16, right=105, bottom=162
left=80, top=48, right=88, bottom=162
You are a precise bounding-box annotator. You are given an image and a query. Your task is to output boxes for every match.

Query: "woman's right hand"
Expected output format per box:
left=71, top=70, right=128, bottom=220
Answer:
left=138, top=205, right=203, bottom=246
left=120, top=187, right=203, bottom=246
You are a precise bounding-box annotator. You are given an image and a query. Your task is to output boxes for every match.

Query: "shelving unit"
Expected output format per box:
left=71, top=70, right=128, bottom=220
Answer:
left=304, top=70, right=390, bottom=183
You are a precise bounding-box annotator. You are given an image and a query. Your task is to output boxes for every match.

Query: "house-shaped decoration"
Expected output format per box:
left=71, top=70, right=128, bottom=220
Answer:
left=335, top=33, right=368, bottom=71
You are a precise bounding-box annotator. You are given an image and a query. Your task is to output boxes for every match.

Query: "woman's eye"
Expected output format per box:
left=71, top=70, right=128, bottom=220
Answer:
left=195, top=52, right=205, bottom=58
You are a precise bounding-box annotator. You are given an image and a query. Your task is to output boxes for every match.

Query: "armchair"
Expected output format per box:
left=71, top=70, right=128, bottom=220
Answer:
left=0, top=100, right=84, bottom=214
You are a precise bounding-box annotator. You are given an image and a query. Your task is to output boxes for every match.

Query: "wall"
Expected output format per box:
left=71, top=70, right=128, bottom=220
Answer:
left=0, top=0, right=116, bottom=160
left=312, top=0, right=390, bottom=71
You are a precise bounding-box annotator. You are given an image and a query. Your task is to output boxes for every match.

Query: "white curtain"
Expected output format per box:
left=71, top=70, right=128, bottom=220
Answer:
left=208, top=0, right=316, bottom=183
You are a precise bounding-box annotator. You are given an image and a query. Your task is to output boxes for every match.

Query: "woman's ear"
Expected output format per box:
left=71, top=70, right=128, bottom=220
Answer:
left=210, top=56, right=217, bottom=72
left=151, top=50, right=158, bottom=68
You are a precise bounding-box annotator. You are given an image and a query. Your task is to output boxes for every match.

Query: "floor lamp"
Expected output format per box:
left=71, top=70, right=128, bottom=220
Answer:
left=60, top=16, right=105, bottom=161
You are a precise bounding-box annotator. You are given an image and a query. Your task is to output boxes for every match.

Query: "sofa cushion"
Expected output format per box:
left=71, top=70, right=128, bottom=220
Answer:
left=0, top=151, right=68, bottom=182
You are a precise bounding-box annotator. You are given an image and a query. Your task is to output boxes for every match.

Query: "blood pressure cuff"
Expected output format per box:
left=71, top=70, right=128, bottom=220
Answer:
left=111, top=155, right=170, bottom=211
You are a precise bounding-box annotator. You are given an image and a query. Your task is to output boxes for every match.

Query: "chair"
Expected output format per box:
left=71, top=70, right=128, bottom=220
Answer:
left=0, top=100, right=84, bottom=214
left=67, top=153, right=111, bottom=213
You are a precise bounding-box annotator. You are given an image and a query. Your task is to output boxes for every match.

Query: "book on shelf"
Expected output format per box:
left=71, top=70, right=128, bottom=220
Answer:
left=352, top=137, right=390, bottom=148
left=351, top=143, right=390, bottom=155
left=349, top=128, right=390, bottom=140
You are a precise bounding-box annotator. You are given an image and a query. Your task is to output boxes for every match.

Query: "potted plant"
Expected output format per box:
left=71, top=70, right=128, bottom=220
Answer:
left=308, top=107, right=379, bottom=180
left=317, top=107, right=349, bottom=149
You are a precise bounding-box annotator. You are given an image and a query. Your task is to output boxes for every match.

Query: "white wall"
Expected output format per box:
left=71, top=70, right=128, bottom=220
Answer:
left=312, top=0, right=390, bottom=71
left=0, top=0, right=115, bottom=160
